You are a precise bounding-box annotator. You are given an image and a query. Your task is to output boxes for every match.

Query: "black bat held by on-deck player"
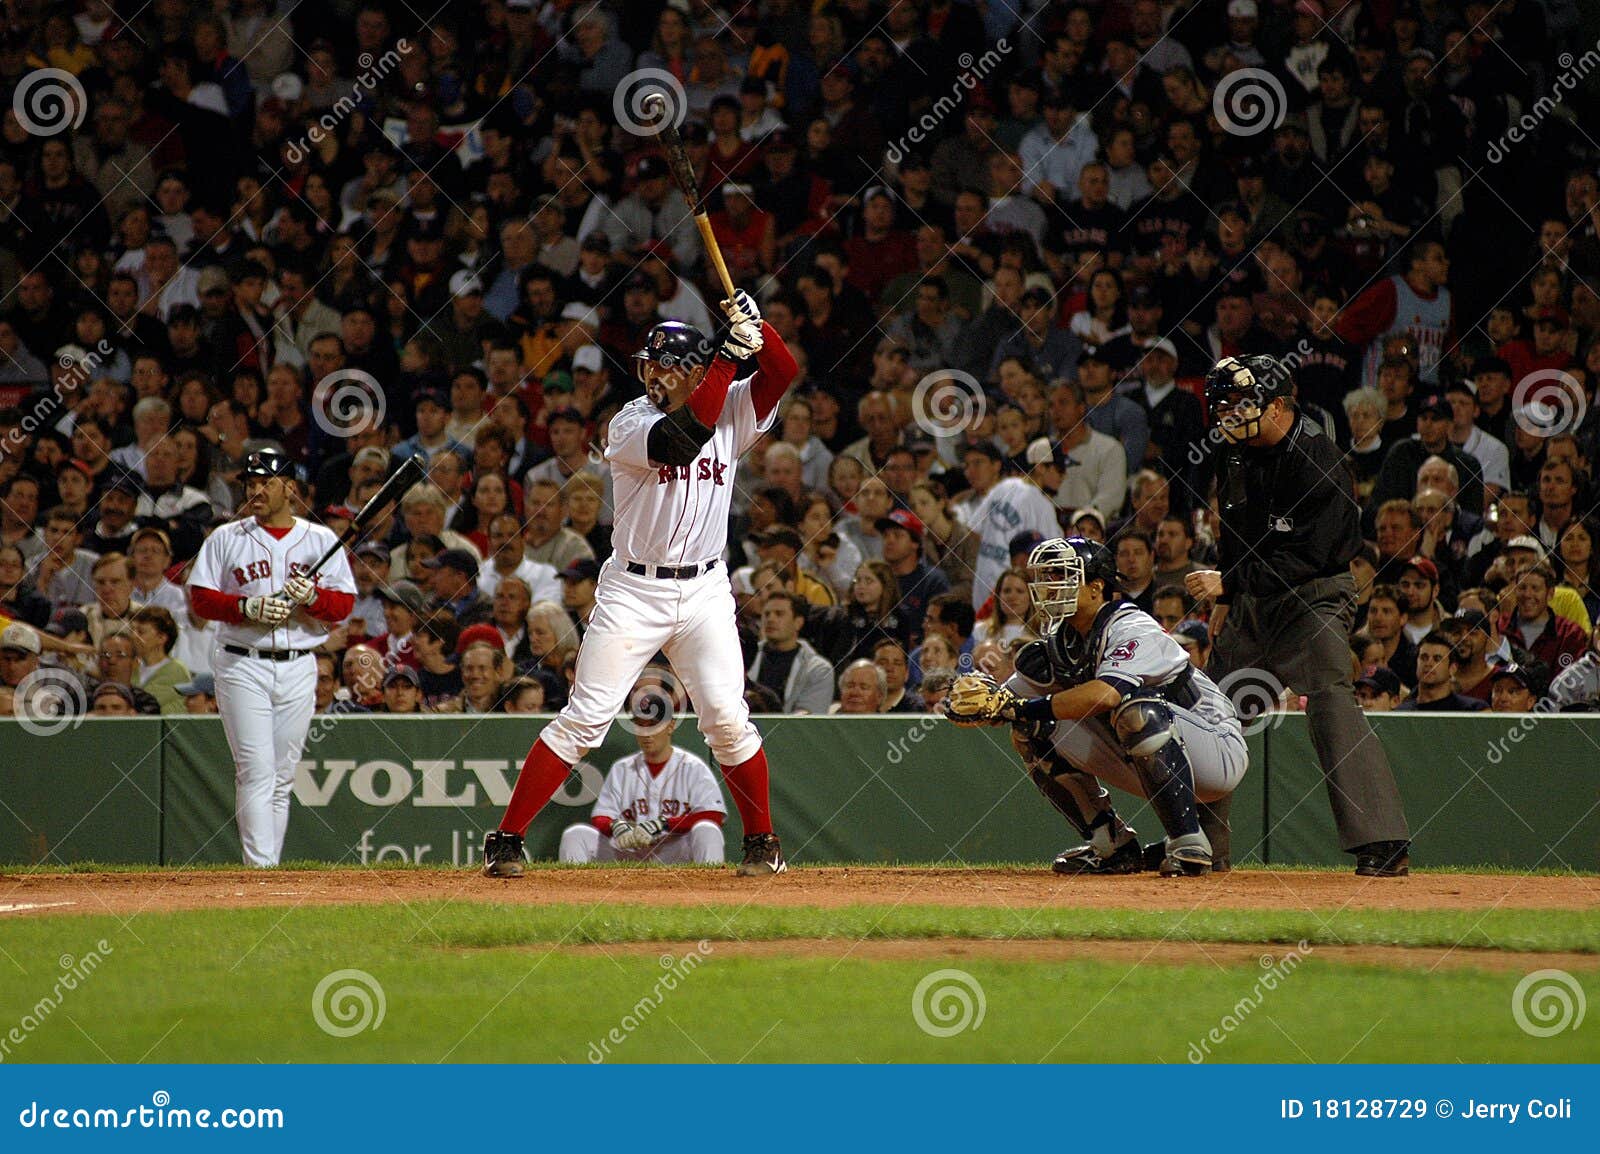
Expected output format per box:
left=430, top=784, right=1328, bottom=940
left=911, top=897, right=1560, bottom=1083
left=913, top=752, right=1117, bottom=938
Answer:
left=644, top=92, right=737, bottom=301
left=299, top=453, right=426, bottom=583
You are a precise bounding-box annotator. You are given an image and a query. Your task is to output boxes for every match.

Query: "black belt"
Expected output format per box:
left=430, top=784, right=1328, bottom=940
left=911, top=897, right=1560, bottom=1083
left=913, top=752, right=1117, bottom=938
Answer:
left=624, top=559, right=719, bottom=580
left=223, top=644, right=312, bottom=662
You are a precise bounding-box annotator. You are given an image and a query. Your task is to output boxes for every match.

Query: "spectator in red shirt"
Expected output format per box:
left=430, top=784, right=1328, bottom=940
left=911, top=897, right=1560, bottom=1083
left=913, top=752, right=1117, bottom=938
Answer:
left=1498, top=561, right=1587, bottom=672
left=843, top=187, right=917, bottom=303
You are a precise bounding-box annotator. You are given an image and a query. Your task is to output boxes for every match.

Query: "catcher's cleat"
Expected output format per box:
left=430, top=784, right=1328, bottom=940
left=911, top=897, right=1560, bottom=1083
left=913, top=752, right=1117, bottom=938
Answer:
left=1051, top=836, right=1147, bottom=875
left=1353, top=840, right=1410, bottom=878
left=1158, top=832, right=1213, bottom=877
left=482, top=830, right=525, bottom=878
left=736, top=832, right=787, bottom=876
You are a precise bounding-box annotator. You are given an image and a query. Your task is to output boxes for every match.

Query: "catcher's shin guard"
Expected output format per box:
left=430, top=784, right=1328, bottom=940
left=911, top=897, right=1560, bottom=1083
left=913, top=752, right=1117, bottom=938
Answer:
left=1112, top=697, right=1203, bottom=842
left=1198, top=795, right=1232, bottom=872
left=1014, top=727, right=1137, bottom=859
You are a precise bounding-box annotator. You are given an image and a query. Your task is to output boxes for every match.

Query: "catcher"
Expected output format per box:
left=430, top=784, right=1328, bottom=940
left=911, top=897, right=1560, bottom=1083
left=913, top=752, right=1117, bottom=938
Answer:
left=943, top=537, right=1247, bottom=876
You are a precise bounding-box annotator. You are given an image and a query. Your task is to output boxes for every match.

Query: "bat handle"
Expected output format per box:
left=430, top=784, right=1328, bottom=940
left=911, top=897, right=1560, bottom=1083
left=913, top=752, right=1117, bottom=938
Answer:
left=694, top=214, right=737, bottom=301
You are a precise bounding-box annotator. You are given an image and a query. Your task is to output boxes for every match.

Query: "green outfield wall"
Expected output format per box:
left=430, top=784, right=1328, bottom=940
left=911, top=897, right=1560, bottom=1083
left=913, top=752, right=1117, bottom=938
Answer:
left=1, top=713, right=1595, bottom=869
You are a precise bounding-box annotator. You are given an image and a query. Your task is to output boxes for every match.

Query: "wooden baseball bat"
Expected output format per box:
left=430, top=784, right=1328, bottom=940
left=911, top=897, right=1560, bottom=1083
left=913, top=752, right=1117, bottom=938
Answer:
left=646, top=93, right=737, bottom=300
left=301, top=454, right=426, bottom=582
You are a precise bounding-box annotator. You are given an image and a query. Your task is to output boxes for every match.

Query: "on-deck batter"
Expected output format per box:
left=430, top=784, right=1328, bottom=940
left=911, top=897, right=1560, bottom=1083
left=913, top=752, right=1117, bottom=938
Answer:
left=482, top=290, right=795, bottom=878
left=188, top=449, right=356, bottom=867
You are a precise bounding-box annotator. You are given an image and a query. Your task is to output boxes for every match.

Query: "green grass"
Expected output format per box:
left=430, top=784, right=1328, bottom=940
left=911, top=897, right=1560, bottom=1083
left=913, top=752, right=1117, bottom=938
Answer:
left=2, top=902, right=1597, bottom=1064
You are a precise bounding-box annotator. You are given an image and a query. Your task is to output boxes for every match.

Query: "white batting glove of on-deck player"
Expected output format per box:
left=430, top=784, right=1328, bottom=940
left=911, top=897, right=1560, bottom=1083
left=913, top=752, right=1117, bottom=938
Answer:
left=280, top=576, right=317, bottom=605
left=241, top=595, right=293, bottom=626
left=610, top=821, right=654, bottom=853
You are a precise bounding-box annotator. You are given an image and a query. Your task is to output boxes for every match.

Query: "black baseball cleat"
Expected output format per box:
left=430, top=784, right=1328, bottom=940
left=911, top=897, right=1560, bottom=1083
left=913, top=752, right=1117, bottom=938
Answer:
left=1158, top=833, right=1213, bottom=877
left=482, top=830, right=525, bottom=878
left=1052, top=837, right=1147, bottom=875
left=1353, top=840, right=1410, bottom=877
left=736, top=833, right=787, bottom=876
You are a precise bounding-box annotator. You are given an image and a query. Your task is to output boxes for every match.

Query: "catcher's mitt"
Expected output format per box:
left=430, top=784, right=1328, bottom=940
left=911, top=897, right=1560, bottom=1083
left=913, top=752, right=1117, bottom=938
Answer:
left=942, top=672, right=1025, bottom=727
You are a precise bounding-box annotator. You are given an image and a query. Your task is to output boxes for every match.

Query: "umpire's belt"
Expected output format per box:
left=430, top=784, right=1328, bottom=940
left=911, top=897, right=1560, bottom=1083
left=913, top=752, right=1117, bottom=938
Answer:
left=222, top=644, right=312, bottom=662
left=624, top=558, right=719, bottom=580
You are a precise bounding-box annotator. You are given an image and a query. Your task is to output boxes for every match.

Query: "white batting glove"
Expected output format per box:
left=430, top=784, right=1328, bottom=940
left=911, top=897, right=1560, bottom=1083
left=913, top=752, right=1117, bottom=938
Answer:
left=280, top=576, right=317, bottom=605
left=635, top=817, right=669, bottom=843
left=242, top=595, right=293, bottom=626
left=610, top=821, right=654, bottom=853
left=721, top=288, right=762, bottom=325
left=721, top=316, right=764, bottom=360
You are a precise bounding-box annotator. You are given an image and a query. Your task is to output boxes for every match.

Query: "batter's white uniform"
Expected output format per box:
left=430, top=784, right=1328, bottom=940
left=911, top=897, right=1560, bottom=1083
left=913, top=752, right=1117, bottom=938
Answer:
left=559, top=746, right=727, bottom=863
left=187, top=518, right=356, bottom=867
left=536, top=377, right=776, bottom=767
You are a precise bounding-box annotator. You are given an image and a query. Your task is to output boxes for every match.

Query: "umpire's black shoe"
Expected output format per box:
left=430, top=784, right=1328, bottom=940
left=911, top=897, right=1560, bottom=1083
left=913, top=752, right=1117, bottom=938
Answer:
left=1052, top=837, right=1146, bottom=875
left=482, top=830, right=526, bottom=878
left=1353, top=840, right=1410, bottom=878
left=737, top=833, right=787, bottom=876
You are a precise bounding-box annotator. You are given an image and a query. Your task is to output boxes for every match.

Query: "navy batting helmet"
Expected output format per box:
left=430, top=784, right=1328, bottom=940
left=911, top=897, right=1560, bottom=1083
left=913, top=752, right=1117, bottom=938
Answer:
left=1026, top=536, right=1118, bottom=624
left=1204, top=354, right=1292, bottom=443
left=632, top=321, right=715, bottom=380
left=242, top=448, right=297, bottom=479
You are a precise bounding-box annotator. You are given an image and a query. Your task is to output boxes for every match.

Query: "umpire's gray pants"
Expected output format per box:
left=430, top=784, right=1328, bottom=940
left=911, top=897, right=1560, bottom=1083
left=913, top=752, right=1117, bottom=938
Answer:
left=1209, top=573, right=1410, bottom=850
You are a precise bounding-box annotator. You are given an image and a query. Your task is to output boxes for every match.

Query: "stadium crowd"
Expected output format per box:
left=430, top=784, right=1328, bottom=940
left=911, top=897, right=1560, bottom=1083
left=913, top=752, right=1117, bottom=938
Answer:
left=0, top=0, right=1598, bottom=721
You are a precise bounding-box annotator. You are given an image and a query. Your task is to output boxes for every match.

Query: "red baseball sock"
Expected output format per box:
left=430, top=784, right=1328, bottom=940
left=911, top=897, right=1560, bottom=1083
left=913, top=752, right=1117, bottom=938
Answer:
left=721, top=748, right=772, bottom=836
left=500, top=739, right=572, bottom=836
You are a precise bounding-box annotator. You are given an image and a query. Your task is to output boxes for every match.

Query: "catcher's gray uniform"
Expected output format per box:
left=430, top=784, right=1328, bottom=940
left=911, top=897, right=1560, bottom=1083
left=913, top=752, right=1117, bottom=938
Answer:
left=1006, top=601, right=1248, bottom=807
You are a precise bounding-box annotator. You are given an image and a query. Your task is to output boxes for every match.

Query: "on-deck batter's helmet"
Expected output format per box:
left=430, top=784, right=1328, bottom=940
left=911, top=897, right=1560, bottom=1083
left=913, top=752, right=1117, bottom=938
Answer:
left=242, top=448, right=297, bottom=479
left=1204, top=354, right=1293, bottom=443
left=1026, top=536, right=1118, bottom=625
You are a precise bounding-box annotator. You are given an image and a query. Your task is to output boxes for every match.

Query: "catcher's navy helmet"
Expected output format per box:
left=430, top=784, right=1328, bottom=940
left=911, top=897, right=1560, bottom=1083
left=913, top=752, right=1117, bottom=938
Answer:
left=1026, top=536, right=1118, bottom=624
left=633, top=321, right=714, bottom=378
left=242, top=448, right=297, bottom=479
left=1204, top=354, right=1293, bottom=442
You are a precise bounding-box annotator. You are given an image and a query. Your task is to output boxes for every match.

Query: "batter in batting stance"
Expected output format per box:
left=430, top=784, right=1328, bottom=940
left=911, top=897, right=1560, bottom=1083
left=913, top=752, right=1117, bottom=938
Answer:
left=943, top=537, right=1246, bottom=876
left=188, top=449, right=356, bottom=867
left=482, top=291, right=795, bottom=878
left=1188, top=355, right=1411, bottom=876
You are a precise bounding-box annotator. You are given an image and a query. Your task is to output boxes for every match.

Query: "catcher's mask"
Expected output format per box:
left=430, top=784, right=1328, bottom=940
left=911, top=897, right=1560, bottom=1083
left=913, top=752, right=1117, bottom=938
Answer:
left=1205, top=354, right=1289, bottom=443
left=1027, top=536, right=1115, bottom=625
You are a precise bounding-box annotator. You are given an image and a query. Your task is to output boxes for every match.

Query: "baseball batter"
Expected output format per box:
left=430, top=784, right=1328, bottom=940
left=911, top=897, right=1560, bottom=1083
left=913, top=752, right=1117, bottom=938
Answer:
left=188, top=449, right=355, bottom=867
left=944, top=537, right=1246, bottom=875
left=483, top=291, right=795, bottom=878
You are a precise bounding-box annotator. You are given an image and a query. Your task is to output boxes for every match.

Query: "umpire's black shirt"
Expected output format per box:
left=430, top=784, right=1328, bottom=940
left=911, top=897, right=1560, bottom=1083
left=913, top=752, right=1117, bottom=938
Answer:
left=1217, top=413, right=1361, bottom=600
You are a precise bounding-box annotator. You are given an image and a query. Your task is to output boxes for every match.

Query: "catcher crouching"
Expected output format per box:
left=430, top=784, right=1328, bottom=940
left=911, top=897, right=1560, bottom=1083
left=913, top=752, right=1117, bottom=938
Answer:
left=943, top=537, right=1246, bottom=876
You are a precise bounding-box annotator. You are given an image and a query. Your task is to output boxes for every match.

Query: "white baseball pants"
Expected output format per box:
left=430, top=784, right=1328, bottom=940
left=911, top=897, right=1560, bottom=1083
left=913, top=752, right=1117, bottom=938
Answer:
left=538, top=559, right=763, bottom=767
left=213, top=646, right=317, bottom=867
left=558, top=821, right=725, bottom=864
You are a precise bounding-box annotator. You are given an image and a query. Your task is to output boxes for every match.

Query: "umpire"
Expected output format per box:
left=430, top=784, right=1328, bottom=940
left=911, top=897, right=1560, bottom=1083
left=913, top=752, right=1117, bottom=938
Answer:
left=1187, top=355, right=1411, bottom=877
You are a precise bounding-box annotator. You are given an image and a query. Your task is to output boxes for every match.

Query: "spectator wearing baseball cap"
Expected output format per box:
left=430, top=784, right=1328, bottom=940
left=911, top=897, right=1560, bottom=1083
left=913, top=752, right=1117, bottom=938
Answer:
left=175, top=672, right=218, bottom=714
left=1172, top=619, right=1212, bottom=669
left=379, top=664, right=426, bottom=715
left=0, top=621, right=44, bottom=692
left=1354, top=665, right=1403, bottom=711
left=1396, top=555, right=1445, bottom=645
left=422, top=548, right=492, bottom=625
left=1366, top=392, right=1486, bottom=524
left=559, top=558, right=601, bottom=630
left=1489, top=661, right=1550, bottom=713
left=875, top=509, right=949, bottom=633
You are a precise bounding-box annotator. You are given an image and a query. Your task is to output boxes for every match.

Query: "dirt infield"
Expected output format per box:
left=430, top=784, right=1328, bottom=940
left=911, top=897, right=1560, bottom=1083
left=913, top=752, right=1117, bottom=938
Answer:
left=2, top=865, right=1597, bottom=918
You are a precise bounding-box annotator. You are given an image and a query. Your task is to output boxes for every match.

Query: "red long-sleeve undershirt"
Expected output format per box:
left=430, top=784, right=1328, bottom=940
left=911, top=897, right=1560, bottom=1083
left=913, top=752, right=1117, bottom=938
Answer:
left=684, top=322, right=797, bottom=426
left=189, top=585, right=355, bottom=624
left=590, top=755, right=728, bottom=837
